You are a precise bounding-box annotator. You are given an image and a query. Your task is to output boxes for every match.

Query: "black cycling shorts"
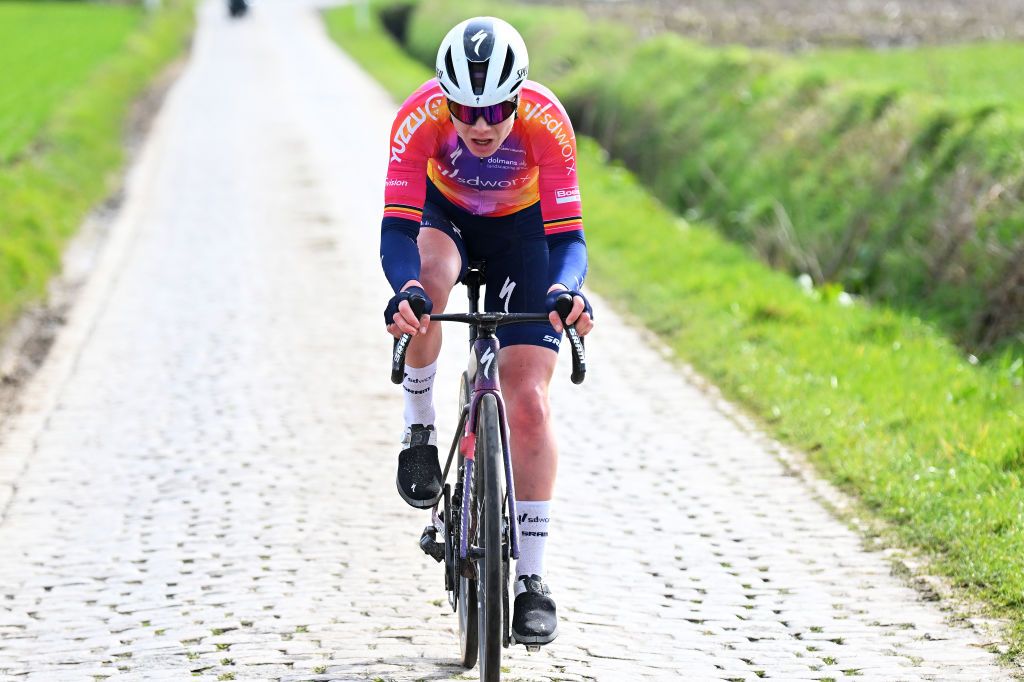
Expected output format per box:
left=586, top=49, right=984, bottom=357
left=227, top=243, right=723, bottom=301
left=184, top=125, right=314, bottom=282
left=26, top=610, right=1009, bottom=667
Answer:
left=420, top=180, right=561, bottom=353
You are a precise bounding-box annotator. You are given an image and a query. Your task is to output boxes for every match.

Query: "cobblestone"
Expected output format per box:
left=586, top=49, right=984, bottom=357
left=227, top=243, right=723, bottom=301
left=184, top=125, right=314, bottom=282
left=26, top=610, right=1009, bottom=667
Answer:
left=0, top=0, right=1017, bottom=680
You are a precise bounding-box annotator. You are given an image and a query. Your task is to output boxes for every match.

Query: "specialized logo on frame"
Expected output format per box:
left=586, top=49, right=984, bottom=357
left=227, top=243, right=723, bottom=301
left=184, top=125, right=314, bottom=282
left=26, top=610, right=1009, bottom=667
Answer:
left=481, top=347, right=496, bottom=378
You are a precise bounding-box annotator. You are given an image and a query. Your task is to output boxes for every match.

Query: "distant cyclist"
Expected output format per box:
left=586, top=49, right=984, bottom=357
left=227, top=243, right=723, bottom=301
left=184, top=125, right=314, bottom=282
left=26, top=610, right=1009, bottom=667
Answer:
left=380, top=16, right=593, bottom=646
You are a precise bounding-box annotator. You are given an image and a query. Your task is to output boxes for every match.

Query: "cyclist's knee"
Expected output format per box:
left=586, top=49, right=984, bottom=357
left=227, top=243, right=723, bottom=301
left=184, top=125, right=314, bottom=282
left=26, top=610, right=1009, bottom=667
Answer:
left=418, top=269, right=456, bottom=312
left=507, top=386, right=551, bottom=439
left=417, top=228, right=462, bottom=305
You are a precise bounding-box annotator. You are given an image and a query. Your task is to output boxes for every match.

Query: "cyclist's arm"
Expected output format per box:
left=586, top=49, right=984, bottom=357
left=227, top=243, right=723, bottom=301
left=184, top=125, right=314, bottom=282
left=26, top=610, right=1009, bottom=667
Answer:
left=520, top=81, right=591, bottom=333
left=529, top=87, right=587, bottom=292
left=381, top=219, right=421, bottom=294
left=380, top=82, right=444, bottom=293
left=537, top=126, right=591, bottom=332
left=546, top=230, right=587, bottom=293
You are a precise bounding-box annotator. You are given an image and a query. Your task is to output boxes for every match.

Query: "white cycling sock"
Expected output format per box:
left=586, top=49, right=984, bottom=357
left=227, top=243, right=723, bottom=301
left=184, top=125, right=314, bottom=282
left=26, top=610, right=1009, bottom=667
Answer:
left=514, top=500, right=551, bottom=595
left=403, top=361, right=437, bottom=428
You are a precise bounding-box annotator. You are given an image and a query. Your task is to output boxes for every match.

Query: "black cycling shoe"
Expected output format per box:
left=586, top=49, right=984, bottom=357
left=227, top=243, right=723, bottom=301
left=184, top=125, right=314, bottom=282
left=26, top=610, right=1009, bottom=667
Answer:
left=396, top=424, right=442, bottom=509
left=511, top=575, right=558, bottom=645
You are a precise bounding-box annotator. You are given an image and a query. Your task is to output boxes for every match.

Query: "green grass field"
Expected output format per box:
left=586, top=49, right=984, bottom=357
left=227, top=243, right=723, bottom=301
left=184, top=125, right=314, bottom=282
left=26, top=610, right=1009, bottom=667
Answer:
left=324, top=4, right=1024, bottom=662
left=806, top=42, right=1024, bottom=115
left=0, top=0, right=194, bottom=328
left=0, top=2, right=142, bottom=163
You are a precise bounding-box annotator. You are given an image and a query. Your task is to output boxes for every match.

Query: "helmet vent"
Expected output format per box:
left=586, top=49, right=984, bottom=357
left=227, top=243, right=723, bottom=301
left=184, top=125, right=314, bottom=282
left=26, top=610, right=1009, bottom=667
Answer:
left=469, top=60, right=489, bottom=96
left=496, top=45, right=514, bottom=87
left=444, top=47, right=459, bottom=87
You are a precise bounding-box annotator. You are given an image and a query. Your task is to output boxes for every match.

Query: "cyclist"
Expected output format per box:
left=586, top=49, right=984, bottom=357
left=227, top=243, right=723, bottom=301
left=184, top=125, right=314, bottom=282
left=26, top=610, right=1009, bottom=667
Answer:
left=381, top=16, right=593, bottom=646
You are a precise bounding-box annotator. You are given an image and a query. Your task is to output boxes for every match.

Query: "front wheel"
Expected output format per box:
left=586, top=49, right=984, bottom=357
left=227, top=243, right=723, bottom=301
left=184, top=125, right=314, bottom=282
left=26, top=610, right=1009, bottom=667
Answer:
left=476, top=393, right=506, bottom=681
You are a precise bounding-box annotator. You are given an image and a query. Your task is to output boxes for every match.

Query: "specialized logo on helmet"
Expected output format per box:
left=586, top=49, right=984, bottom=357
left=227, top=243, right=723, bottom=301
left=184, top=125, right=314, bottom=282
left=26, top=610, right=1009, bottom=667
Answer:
left=463, top=20, right=495, bottom=60
left=470, top=30, right=488, bottom=56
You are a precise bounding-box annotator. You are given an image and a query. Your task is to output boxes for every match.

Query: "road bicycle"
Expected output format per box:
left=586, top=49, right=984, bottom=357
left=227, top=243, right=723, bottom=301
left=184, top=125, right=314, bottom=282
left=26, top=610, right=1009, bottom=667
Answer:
left=390, top=263, right=586, bottom=681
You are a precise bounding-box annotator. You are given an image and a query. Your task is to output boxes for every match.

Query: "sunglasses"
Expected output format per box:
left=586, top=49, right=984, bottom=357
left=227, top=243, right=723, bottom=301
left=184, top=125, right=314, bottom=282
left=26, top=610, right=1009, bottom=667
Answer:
left=446, top=98, right=518, bottom=125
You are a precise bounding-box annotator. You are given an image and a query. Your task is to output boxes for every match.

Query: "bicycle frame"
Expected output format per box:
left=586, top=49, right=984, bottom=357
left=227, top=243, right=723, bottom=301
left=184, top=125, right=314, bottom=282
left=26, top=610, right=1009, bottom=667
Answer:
left=451, top=264, right=519, bottom=564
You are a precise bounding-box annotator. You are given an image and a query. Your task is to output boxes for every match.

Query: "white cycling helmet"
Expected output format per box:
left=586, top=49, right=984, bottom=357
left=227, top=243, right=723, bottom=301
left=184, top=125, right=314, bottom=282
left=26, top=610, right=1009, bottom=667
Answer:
left=435, top=16, right=529, bottom=107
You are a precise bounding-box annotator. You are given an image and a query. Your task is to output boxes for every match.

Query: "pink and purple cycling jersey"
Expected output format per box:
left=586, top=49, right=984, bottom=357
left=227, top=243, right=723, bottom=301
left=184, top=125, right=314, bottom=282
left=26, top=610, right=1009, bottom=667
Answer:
left=383, top=79, right=583, bottom=235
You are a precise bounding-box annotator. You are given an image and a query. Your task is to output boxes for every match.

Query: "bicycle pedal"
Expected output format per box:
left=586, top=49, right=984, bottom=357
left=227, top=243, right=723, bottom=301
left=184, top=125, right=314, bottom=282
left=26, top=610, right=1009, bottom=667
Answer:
left=418, top=526, right=445, bottom=563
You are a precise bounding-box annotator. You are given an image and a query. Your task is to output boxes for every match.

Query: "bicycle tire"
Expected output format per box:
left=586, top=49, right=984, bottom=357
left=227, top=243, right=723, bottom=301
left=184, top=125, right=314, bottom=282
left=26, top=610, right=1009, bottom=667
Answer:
left=457, top=373, right=478, bottom=669
left=476, top=393, right=505, bottom=681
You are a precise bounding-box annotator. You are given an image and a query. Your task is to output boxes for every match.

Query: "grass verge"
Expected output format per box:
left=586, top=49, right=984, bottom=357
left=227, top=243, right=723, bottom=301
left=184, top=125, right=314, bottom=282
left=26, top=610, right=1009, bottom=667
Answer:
left=805, top=42, right=1024, bottom=115
left=0, top=2, right=142, bottom=162
left=324, top=3, right=1024, bottom=661
left=399, top=0, right=1024, bottom=357
left=0, top=0, right=196, bottom=330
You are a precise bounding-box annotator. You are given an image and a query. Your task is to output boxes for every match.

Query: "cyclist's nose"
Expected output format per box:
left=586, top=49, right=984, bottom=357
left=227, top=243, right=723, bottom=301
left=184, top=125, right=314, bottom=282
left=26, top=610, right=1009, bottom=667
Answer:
left=471, top=117, right=493, bottom=131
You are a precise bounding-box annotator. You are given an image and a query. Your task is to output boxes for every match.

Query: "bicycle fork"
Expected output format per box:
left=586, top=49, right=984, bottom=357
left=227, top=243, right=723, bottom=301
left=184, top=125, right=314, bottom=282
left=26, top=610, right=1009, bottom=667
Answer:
left=458, top=390, right=521, bottom=569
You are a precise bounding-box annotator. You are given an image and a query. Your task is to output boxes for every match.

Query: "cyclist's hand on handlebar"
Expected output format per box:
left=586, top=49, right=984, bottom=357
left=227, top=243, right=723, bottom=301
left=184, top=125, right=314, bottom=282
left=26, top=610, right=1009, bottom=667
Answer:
left=385, top=285, right=433, bottom=339
left=545, top=287, right=594, bottom=336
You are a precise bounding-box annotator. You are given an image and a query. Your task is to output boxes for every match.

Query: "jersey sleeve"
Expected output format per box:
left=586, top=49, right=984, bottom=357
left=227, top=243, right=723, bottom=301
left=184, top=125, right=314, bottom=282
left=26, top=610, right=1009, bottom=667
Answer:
left=526, top=86, right=583, bottom=235
left=523, top=83, right=588, bottom=290
left=380, top=81, right=446, bottom=293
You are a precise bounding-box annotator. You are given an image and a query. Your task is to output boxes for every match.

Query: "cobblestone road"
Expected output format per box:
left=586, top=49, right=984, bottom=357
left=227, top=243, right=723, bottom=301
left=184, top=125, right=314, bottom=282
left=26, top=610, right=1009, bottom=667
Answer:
left=0, top=1, right=1015, bottom=680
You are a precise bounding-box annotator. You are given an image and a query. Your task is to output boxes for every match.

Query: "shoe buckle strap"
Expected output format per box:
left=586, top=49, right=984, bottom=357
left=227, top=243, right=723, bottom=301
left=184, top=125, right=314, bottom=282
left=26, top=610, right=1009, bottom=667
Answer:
left=518, top=575, right=550, bottom=595
left=403, top=424, right=434, bottom=448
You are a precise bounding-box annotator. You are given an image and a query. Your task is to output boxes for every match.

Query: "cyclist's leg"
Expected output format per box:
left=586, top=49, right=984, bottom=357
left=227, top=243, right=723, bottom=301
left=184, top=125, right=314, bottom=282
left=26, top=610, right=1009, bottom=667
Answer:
left=406, top=226, right=463, bottom=368
left=395, top=195, right=467, bottom=509
left=403, top=189, right=467, bottom=403
left=400, top=227, right=459, bottom=435
left=481, top=203, right=560, bottom=643
left=498, top=347, right=558, bottom=498
left=499, top=344, right=560, bottom=645
left=480, top=200, right=561, bottom=502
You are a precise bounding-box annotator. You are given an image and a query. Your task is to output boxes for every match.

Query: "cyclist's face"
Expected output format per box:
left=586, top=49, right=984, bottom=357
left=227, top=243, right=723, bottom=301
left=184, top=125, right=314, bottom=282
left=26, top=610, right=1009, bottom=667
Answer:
left=451, top=113, right=515, bottom=159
